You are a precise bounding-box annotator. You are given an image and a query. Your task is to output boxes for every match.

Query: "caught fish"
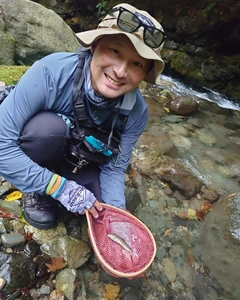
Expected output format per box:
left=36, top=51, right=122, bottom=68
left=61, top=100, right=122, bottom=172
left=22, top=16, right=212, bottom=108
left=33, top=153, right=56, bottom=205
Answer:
left=107, top=233, right=132, bottom=253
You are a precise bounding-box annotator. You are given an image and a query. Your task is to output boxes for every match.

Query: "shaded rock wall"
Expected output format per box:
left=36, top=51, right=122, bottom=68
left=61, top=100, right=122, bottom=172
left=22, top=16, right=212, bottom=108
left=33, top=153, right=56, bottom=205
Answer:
left=159, top=0, right=240, bottom=100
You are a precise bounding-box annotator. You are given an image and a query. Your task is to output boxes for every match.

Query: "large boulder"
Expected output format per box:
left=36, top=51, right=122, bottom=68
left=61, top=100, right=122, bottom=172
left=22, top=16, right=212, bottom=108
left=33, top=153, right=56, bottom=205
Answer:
left=0, top=18, right=15, bottom=65
left=0, top=0, right=79, bottom=66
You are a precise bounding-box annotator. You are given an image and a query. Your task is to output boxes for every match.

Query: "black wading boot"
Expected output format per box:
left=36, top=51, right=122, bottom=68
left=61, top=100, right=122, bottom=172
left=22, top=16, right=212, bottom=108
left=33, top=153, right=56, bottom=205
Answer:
left=22, top=192, right=57, bottom=229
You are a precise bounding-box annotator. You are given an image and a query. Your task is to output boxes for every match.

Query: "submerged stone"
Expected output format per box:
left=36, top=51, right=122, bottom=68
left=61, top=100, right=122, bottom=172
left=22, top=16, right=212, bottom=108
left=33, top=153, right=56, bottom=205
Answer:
left=228, top=192, right=240, bottom=241
left=200, top=194, right=240, bottom=299
left=55, top=268, right=80, bottom=300
left=40, top=236, right=91, bottom=269
left=0, top=252, right=36, bottom=294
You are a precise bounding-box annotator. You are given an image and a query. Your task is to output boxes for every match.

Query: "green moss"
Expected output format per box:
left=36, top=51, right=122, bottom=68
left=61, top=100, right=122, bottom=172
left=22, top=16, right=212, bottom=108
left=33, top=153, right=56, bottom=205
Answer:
left=6, top=34, right=14, bottom=43
left=0, top=65, right=29, bottom=85
left=160, top=89, right=172, bottom=98
left=205, top=2, right=217, bottom=12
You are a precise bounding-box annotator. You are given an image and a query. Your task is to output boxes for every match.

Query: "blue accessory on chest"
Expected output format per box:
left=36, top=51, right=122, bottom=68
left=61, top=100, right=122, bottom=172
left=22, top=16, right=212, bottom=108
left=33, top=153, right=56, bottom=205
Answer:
left=85, top=135, right=112, bottom=156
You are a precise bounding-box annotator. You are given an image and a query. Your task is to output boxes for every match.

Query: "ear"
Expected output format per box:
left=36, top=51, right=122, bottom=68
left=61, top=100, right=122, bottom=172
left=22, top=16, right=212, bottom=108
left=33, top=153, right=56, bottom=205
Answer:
left=90, top=41, right=97, bottom=53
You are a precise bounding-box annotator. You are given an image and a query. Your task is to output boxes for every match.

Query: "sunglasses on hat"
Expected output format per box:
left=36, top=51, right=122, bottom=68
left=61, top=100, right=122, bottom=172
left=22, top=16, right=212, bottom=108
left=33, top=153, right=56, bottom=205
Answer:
left=108, top=6, right=167, bottom=49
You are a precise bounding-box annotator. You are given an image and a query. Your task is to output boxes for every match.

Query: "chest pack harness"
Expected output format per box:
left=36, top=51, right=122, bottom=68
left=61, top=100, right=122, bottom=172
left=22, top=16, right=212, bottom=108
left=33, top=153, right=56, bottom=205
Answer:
left=64, top=46, right=137, bottom=173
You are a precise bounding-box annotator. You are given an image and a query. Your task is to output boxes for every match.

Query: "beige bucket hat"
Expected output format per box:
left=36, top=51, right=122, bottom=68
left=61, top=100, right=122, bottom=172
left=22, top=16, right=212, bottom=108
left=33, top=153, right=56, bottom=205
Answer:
left=75, top=3, right=166, bottom=84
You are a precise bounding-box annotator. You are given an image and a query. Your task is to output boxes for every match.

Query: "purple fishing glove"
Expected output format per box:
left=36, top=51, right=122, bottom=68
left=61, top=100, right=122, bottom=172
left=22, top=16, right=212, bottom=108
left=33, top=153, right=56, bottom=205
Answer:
left=46, top=175, right=96, bottom=214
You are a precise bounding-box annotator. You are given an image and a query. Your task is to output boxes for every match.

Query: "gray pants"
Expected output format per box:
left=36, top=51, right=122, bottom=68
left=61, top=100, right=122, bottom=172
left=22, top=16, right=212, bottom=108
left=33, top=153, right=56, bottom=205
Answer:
left=19, top=111, right=102, bottom=200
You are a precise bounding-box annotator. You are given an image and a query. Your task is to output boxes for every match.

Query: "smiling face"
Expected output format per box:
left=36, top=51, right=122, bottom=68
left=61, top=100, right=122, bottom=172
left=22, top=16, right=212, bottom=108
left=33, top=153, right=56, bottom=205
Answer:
left=90, top=34, right=152, bottom=99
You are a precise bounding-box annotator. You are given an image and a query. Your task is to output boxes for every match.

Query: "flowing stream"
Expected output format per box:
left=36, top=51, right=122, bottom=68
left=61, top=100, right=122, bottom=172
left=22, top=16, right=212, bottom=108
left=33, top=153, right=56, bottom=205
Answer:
left=160, top=74, right=240, bottom=111
left=135, top=75, right=240, bottom=299
left=154, top=75, right=240, bottom=197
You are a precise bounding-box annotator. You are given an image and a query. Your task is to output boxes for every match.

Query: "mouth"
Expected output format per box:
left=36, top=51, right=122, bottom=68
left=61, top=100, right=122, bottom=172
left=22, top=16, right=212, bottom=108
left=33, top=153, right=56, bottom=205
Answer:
left=105, top=74, right=123, bottom=86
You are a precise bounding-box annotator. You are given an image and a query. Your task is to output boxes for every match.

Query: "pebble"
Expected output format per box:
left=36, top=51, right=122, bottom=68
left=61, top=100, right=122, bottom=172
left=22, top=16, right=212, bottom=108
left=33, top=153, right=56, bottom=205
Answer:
left=0, top=278, right=6, bottom=290
left=0, top=182, right=11, bottom=196
left=1, top=232, right=25, bottom=248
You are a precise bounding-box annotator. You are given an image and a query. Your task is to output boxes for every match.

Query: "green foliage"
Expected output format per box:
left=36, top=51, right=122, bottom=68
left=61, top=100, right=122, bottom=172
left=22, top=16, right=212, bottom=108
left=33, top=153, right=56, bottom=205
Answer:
left=96, top=0, right=109, bottom=20
left=205, top=1, right=218, bottom=12
left=0, top=65, right=29, bottom=85
left=96, top=0, right=118, bottom=20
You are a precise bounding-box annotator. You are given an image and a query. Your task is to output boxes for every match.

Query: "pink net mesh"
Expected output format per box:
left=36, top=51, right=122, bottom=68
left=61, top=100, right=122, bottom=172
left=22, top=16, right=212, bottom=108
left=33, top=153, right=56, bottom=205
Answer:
left=86, top=204, right=156, bottom=278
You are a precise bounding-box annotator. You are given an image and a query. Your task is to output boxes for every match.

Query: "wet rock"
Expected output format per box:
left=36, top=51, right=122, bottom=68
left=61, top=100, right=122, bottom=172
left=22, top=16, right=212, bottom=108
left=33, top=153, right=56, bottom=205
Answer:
left=10, top=219, right=25, bottom=233
left=135, top=205, right=172, bottom=235
left=164, top=114, right=186, bottom=123
left=200, top=194, right=240, bottom=298
left=34, top=255, right=52, bottom=278
left=134, top=152, right=203, bottom=199
left=1, top=232, right=25, bottom=248
left=39, top=283, right=51, bottom=295
left=161, top=257, right=177, bottom=282
left=136, top=131, right=178, bottom=157
left=120, top=288, right=145, bottom=300
left=49, top=289, right=65, bottom=300
left=0, top=218, right=6, bottom=234
left=0, top=252, right=36, bottom=294
left=201, top=60, right=234, bottom=83
left=65, top=218, right=82, bottom=240
left=165, top=97, right=199, bottom=115
left=55, top=268, right=80, bottom=300
left=187, top=117, right=204, bottom=128
left=40, top=236, right=91, bottom=269
left=29, top=288, right=41, bottom=299
left=23, top=239, right=41, bottom=257
left=205, top=147, right=228, bottom=165
left=99, top=268, right=143, bottom=291
left=198, top=100, right=233, bottom=116
left=24, top=222, right=67, bottom=245
left=209, top=121, right=231, bottom=137
left=218, top=164, right=237, bottom=178
left=0, top=182, right=11, bottom=196
left=158, top=168, right=202, bottom=199
left=168, top=130, right=192, bottom=149
left=196, top=128, right=216, bottom=146
left=125, top=188, right=142, bottom=213
left=228, top=192, right=240, bottom=241
left=200, top=186, right=220, bottom=203
left=0, top=176, right=6, bottom=183
left=170, top=122, right=191, bottom=137
left=144, top=96, right=167, bottom=124
left=0, top=199, right=22, bottom=217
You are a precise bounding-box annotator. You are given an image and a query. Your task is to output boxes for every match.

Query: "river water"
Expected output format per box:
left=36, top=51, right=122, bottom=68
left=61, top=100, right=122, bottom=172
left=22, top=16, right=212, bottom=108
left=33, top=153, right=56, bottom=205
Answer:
left=154, top=75, right=240, bottom=195
left=160, top=75, right=240, bottom=111
left=133, top=75, right=240, bottom=299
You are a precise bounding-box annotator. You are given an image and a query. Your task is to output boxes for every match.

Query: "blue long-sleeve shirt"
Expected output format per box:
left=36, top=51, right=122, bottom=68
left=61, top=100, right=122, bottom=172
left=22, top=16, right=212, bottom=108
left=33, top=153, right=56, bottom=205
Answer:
left=0, top=52, right=148, bottom=208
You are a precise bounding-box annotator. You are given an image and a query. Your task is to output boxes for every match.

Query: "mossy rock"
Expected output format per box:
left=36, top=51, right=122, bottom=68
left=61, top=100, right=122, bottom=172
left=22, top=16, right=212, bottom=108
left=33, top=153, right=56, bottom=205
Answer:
left=0, top=65, right=29, bottom=85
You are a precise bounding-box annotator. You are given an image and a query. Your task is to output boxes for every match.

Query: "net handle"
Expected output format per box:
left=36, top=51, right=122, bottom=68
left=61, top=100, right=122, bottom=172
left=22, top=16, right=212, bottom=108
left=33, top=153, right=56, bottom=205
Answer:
left=85, top=203, right=157, bottom=278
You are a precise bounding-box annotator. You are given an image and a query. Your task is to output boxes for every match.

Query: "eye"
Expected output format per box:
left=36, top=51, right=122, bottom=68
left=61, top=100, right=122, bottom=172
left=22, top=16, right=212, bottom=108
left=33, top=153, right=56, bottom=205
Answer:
left=111, top=48, right=120, bottom=55
left=134, top=61, right=143, bottom=68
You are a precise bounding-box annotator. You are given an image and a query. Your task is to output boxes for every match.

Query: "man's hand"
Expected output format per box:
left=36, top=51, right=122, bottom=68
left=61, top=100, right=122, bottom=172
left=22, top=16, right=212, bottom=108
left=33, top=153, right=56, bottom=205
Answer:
left=47, top=175, right=102, bottom=217
left=87, top=200, right=103, bottom=218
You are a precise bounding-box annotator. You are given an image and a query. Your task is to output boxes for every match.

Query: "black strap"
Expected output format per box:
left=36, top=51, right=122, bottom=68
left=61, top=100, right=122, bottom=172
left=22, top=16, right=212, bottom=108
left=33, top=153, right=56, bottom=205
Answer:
left=73, top=46, right=90, bottom=121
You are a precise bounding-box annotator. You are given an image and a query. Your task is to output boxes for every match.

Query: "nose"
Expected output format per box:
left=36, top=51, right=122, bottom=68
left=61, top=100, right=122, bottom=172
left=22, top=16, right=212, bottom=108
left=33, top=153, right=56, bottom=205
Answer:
left=114, top=60, right=128, bottom=78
